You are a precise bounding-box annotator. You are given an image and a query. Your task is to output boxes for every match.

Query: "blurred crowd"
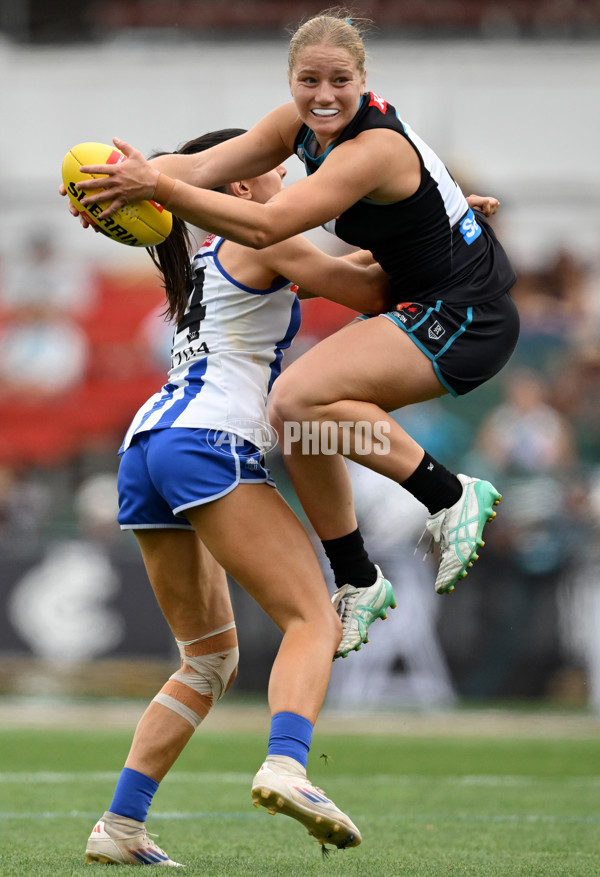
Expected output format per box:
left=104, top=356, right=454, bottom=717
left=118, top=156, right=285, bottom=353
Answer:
left=5, top=0, right=600, bottom=43
left=1, top=227, right=599, bottom=709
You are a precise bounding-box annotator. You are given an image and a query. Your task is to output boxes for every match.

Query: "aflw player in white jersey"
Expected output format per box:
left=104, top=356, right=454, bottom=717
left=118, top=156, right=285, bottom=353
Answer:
left=120, top=231, right=300, bottom=455
left=83, top=128, right=391, bottom=867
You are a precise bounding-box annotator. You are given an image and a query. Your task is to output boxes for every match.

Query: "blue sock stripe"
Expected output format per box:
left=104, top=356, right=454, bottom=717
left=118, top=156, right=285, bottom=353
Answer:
left=109, top=767, right=159, bottom=823
left=268, top=711, right=313, bottom=768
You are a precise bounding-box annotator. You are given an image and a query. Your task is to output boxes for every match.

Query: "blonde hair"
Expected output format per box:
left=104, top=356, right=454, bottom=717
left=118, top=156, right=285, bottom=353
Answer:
left=288, top=8, right=370, bottom=74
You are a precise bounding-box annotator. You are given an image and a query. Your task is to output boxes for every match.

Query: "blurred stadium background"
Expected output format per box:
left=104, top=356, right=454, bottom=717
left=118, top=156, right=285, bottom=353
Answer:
left=1, top=0, right=600, bottom=718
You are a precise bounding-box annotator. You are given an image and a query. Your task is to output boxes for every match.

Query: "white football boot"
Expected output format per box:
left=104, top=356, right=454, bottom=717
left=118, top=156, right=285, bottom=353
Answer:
left=331, top=565, right=397, bottom=659
left=420, top=473, right=502, bottom=594
left=85, top=811, right=182, bottom=866
left=251, top=755, right=361, bottom=849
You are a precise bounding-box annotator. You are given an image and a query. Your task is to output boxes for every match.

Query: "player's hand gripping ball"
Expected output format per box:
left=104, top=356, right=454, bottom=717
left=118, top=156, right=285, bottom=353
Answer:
left=62, top=142, right=173, bottom=247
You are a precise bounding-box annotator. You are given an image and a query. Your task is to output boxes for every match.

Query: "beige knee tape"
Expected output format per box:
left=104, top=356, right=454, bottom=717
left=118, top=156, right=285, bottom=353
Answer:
left=153, top=622, right=238, bottom=729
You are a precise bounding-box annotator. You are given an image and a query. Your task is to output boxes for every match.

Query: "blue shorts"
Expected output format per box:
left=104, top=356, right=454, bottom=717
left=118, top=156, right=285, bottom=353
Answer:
left=117, top=428, right=274, bottom=530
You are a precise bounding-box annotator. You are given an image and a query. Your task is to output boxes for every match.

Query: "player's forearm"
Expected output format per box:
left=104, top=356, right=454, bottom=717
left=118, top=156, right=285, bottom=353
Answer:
left=148, top=153, right=201, bottom=185
left=337, top=268, right=391, bottom=314
left=296, top=262, right=390, bottom=314
left=157, top=179, right=271, bottom=247
left=149, top=138, right=288, bottom=192
left=340, top=249, right=376, bottom=267
left=159, top=178, right=295, bottom=248
left=149, top=152, right=242, bottom=190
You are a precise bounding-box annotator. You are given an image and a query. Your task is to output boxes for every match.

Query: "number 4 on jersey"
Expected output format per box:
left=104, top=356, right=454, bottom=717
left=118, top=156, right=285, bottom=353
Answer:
left=177, top=265, right=206, bottom=342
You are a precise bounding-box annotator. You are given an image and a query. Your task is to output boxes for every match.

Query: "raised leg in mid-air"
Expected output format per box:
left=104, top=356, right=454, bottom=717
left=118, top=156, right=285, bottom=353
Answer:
left=270, top=316, right=501, bottom=657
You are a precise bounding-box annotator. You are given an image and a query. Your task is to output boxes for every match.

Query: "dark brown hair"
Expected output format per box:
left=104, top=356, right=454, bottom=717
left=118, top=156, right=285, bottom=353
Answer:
left=146, top=128, right=247, bottom=324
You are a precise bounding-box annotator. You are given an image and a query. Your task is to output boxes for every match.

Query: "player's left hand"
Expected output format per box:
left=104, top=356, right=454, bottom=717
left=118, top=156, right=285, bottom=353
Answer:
left=466, top=194, right=500, bottom=216
left=77, top=138, right=160, bottom=218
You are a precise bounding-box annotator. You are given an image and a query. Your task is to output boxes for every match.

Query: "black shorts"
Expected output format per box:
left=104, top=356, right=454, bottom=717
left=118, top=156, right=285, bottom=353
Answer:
left=382, top=291, right=520, bottom=396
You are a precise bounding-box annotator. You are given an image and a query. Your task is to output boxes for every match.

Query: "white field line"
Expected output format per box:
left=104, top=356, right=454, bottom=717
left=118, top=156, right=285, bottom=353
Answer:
left=0, top=810, right=599, bottom=824
left=2, top=773, right=599, bottom=824
left=0, top=771, right=598, bottom=787
left=0, top=811, right=256, bottom=820
left=0, top=771, right=249, bottom=784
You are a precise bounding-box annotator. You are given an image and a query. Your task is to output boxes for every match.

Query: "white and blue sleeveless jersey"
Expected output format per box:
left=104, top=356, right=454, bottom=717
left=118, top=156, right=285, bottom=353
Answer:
left=120, top=234, right=301, bottom=453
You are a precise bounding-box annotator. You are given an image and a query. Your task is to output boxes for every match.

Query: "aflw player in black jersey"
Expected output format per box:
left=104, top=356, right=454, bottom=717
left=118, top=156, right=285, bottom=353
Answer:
left=73, top=11, right=518, bottom=657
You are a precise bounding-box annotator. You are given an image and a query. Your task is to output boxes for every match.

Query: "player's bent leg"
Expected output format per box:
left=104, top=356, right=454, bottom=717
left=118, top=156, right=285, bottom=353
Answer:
left=85, top=627, right=240, bottom=867
left=185, top=487, right=361, bottom=846
left=186, top=486, right=341, bottom=723
left=251, top=754, right=361, bottom=849
left=122, top=530, right=236, bottom=777
left=85, top=529, right=237, bottom=866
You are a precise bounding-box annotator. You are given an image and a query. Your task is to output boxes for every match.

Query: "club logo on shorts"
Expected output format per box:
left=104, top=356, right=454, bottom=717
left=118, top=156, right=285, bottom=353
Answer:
left=206, top=418, right=278, bottom=457
left=428, top=320, right=446, bottom=340
left=395, top=302, right=423, bottom=324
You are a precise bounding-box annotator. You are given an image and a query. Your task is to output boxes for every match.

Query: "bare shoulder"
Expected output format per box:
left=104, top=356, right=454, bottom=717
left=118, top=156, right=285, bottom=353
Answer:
left=349, top=127, right=417, bottom=167
left=218, top=238, right=283, bottom=288
left=330, top=128, right=421, bottom=201
left=257, top=233, right=313, bottom=273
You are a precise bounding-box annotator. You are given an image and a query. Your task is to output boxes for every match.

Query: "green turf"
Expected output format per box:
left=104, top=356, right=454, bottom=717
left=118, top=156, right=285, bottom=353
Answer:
left=0, top=720, right=599, bottom=875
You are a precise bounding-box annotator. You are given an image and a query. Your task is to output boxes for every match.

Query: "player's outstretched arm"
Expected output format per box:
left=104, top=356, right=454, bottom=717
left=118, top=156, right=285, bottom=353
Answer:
left=73, top=107, right=297, bottom=214
left=76, top=127, right=393, bottom=246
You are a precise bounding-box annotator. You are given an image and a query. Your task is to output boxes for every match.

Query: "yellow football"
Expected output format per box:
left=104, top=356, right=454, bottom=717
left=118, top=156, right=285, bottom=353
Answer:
left=62, top=142, right=173, bottom=247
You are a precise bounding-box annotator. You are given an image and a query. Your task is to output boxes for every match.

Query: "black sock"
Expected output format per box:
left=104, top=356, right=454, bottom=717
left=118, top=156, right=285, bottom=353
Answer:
left=321, top=528, right=378, bottom=589
left=401, top=451, right=462, bottom=514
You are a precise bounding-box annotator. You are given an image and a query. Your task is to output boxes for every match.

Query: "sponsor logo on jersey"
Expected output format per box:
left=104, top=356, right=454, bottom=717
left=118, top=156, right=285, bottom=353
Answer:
left=394, top=302, right=423, bottom=323
left=368, top=92, right=388, bottom=113
left=428, top=320, right=446, bottom=340
left=459, top=208, right=482, bottom=245
left=171, top=341, right=210, bottom=368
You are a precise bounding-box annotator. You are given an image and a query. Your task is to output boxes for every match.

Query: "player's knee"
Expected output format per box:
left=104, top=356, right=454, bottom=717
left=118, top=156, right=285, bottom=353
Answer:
left=270, top=374, right=312, bottom=424
left=294, top=600, right=342, bottom=654
left=152, top=623, right=239, bottom=729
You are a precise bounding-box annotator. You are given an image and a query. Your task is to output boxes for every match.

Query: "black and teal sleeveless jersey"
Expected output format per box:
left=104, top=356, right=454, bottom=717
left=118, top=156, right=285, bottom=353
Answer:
left=293, top=91, right=516, bottom=306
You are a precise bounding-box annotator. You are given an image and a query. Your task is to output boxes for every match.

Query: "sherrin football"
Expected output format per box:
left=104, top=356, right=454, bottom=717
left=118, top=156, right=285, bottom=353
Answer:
left=62, top=142, right=173, bottom=247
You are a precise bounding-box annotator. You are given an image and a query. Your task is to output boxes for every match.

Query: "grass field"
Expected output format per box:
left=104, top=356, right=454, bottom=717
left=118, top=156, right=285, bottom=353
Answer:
left=0, top=701, right=599, bottom=876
